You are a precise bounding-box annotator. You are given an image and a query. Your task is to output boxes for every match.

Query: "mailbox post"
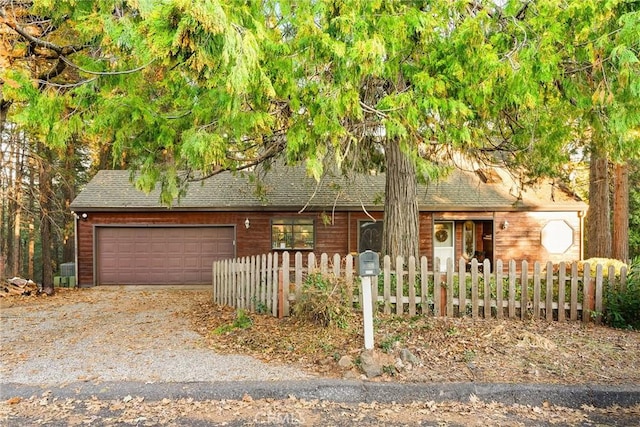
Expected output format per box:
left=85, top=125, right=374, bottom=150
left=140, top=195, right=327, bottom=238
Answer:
left=358, top=250, right=380, bottom=350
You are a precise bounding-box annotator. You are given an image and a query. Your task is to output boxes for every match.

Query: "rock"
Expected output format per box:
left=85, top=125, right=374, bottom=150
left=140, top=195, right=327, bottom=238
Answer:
left=318, top=356, right=334, bottom=366
left=400, top=348, right=420, bottom=365
left=342, top=369, right=359, bottom=380
left=338, top=355, right=353, bottom=369
left=359, top=349, right=384, bottom=378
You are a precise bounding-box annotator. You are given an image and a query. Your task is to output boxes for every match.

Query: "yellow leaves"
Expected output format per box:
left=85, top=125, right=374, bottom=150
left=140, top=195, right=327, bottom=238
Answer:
left=591, top=85, right=615, bottom=106
left=178, top=0, right=228, bottom=35
left=2, top=76, right=22, bottom=89
left=352, top=35, right=387, bottom=75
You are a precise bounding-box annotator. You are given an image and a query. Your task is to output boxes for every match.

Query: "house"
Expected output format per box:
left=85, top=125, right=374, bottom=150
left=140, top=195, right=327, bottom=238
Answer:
left=69, top=164, right=587, bottom=286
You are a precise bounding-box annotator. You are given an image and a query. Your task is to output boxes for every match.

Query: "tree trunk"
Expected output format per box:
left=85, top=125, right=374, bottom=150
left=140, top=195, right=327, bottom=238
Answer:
left=382, top=139, right=420, bottom=261
left=12, top=144, right=23, bottom=276
left=28, top=223, right=35, bottom=279
left=28, top=155, right=36, bottom=279
left=612, top=162, right=629, bottom=262
left=38, top=144, right=54, bottom=295
left=62, top=140, right=76, bottom=262
left=586, top=146, right=611, bottom=259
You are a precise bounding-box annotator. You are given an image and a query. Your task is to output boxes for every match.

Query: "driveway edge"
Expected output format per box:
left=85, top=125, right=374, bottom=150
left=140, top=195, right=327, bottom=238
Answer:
left=2, top=380, right=639, bottom=409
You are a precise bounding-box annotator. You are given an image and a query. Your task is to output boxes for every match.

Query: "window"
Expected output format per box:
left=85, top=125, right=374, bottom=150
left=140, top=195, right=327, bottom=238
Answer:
left=462, top=221, right=475, bottom=260
left=541, top=220, right=574, bottom=254
left=271, top=218, right=314, bottom=250
left=358, top=221, right=383, bottom=253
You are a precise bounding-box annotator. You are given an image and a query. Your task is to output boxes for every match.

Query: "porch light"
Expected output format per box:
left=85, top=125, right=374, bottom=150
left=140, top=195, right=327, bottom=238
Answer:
left=81, top=213, right=88, bottom=221
left=501, top=220, right=509, bottom=230
left=244, top=218, right=250, bottom=229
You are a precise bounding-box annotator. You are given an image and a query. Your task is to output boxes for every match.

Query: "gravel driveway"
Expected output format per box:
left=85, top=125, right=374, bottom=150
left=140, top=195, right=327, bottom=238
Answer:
left=0, top=286, right=314, bottom=386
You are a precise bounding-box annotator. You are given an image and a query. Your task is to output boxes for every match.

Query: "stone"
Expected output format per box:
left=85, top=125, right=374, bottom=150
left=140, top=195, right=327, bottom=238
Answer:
left=400, top=348, right=420, bottom=365
left=359, top=349, right=383, bottom=378
left=338, top=355, right=353, bottom=369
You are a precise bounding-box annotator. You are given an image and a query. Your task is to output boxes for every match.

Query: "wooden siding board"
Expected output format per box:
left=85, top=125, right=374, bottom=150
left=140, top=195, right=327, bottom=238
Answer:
left=76, top=209, right=584, bottom=287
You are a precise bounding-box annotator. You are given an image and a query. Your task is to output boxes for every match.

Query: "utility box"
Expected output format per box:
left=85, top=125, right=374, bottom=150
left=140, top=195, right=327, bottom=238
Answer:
left=56, top=263, right=76, bottom=288
left=60, top=263, right=75, bottom=277
left=358, top=250, right=380, bottom=276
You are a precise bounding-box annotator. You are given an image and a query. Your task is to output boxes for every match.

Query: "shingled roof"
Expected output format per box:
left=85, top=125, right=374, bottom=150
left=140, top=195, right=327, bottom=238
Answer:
left=70, top=165, right=586, bottom=212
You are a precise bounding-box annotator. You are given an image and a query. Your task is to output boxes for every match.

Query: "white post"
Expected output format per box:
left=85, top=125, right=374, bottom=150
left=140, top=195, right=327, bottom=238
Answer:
left=360, top=275, right=374, bottom=350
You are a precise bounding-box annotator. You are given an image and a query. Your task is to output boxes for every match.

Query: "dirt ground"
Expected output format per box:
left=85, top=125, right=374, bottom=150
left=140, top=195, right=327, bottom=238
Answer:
left=187, top=295, right=640, bottom=386
left=2, top=287, right=640, bottom=426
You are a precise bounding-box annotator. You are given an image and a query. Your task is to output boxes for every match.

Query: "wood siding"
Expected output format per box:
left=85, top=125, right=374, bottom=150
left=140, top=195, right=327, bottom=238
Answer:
left=76, top=209, right=583, bottom=287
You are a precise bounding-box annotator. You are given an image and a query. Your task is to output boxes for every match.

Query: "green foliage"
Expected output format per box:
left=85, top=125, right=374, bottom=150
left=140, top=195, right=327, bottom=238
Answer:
left=293, top=273, right=353, bottom=328
left=252, top=297, right=268, bottom=315
left=212, top=308, right=253, bottom=334
left=630, top=161, right=640, bottom=260
left=604, top=258, right=640, bottom=330
left=380, top=334, right=402, bottom=353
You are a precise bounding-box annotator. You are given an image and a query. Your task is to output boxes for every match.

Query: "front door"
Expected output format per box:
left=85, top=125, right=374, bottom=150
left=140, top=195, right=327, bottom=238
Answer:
left=434, top=221, right=454, bottom=270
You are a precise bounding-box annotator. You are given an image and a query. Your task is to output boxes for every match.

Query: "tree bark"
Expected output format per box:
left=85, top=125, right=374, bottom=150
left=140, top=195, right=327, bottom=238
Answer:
left=38, top=144, right=54, bottom=295
left=382, top=139, right=420, bottom=261
left=12, top=143, right=23, bottom=277
left=586, top=146, right=611, bottom=259
left=28, top=155, right=36, bottom=279
left=612, top=162, right=629, bottom=262
left=6, top=138, right=16, bottom=277
left=62, top=140, right=77, bottom=262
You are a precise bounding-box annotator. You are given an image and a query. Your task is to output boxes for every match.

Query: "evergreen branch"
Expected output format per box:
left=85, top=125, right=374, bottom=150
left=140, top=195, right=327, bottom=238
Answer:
left=359, top=101, right=388, bottom=119
left=37, top=58, right=66, bottom=82
left=36, top=77, right=98, bottom=88
left=0, top=8, right=85, bottom=55
left=58, top=55, right=156, bottom=76
left=188, top=134, right=287, bottom=182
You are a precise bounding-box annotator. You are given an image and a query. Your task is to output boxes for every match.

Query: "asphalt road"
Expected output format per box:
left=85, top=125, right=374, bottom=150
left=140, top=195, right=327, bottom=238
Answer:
left=2, top=379, right=640, bottom=426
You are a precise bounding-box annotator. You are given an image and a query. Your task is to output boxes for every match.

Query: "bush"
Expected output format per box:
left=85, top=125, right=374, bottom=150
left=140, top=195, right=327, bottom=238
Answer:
left=213, top=309, right=253, bottom=334
left=604, top=258, right=640, bottom=330
left=293, top=273, right=354, bottom=328
left=579, top=258, right=628, bottom=276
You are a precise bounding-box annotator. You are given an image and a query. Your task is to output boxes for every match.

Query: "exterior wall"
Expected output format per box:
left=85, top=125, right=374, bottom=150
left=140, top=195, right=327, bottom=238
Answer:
left=76, top=210, right=364, bottom=287
left=433, top=210, right=584, bottom=268
left=75, top=209, right=584, bottom=286
left=494, top=211, right=584, bottom=265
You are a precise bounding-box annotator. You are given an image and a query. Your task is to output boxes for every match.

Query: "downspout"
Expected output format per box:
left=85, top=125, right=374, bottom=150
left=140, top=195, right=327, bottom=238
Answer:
left=73, top=212, right=79, bottom=288
left=347, top=212, right=351, bottom=253
left=579, top=209, right=586, bottom=260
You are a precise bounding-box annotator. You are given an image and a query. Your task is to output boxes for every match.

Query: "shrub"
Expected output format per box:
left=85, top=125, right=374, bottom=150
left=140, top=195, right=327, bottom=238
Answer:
left=293, top=272, right=354, bottom=328
left=579, top=258, right=628, bottom=276
left=604, top=258, right=640, bottom=330
left=213, top=309, right=253, bottom=334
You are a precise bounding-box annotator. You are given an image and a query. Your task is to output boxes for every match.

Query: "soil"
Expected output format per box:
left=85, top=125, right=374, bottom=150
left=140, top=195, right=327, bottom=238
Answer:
left=2, top=287, right=640, bottom=426
left=188, top=296, right=640, bottom=385
left=2, top=286, right=640, bottom=385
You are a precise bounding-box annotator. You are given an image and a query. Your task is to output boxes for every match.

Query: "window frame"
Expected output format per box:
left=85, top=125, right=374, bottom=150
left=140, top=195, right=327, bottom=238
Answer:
left=270, top=218, right=315, bottom=250
left=358, top=220, right=383, bottom=253
left=462, top=220, right=476, bottom=260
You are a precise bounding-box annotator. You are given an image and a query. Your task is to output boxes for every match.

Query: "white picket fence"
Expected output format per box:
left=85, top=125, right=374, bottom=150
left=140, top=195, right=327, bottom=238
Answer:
left=212, top=252, right=628, bottom=322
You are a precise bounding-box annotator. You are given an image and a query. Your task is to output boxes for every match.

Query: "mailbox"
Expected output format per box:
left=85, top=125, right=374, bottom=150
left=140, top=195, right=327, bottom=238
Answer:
left=359, top=250, right=380, bottom=276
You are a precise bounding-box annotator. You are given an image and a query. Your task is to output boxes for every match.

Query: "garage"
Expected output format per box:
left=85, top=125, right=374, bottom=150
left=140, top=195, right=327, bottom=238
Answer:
left=96, top=226, right=235, bottom=285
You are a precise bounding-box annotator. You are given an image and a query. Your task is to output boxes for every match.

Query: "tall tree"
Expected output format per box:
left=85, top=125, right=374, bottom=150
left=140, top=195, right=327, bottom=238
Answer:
left=612, top=162, right=629, bottom=262
left=2, top=0, right=639, bottom=265
left=547, top=0, right=640, bottom=259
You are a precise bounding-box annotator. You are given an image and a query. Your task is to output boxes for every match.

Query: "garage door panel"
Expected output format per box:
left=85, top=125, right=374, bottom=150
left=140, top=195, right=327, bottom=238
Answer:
left=183, top=242, right=200, bottom=254
left=164, top=257, right=183, bottom=269
left=183, top=258, right=199, bottom=269
left=97, top=226, right=235, bottom=285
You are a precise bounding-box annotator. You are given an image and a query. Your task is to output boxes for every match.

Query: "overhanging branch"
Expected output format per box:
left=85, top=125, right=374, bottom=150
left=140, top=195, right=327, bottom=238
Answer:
left=0, top=7, right=86, bottom=55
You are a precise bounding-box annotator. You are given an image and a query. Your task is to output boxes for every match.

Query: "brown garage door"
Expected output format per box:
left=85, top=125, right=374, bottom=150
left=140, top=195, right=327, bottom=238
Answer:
left=96, top=226, right=235, bottom=285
